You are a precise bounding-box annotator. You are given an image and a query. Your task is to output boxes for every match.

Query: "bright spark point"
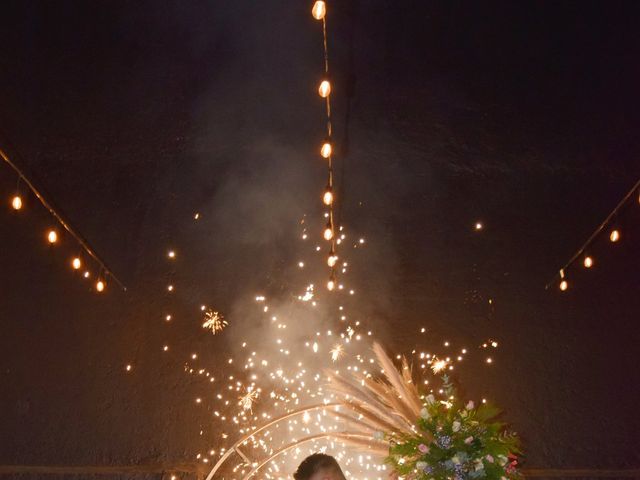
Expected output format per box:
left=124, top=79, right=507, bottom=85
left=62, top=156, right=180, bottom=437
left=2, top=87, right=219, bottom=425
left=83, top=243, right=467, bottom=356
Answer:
left=239, top=389, right=259, bottom=412
left=330, top=344, right=344, bottom=362
left=431, top=358, right=447, bottom=374
left=202, top=310, right=228, bottom=335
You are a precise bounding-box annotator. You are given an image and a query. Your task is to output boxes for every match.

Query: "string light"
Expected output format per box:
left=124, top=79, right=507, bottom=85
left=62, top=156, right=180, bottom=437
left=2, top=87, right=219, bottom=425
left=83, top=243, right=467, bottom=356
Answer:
left=547, top=177, right=640, bottom=291
left=0, top=147, right=126, bottom=291
left=323, top=225, right=334, bottom=241
left=11, top=195, right=22, bottom=210
left=322, top=188, right=333, bottom=206
left=318, top=80, right=331, bottom=98
left=47, top=229, right=58, bottom=244
left=320, top=142, right=332, bottom=159
left=311, top=1, right=326, bottom=20
left=609, top=229, right=620, bottom=242
left=71, top=257, right=82, bottom=270
left=96, top=279, right=106, bottom=292
left=559, top=280, right=568, bottom=291
left=312, top=1, right=339, bottom=288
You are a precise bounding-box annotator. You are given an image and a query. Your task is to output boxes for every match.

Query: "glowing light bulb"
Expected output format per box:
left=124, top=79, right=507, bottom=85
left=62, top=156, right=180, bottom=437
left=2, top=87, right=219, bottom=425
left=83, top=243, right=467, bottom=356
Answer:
left=610, top=229, right=620, bottom=242
left=47, top=229, right=58, bottom=244
left=559, top=280, right=568, bottom=291
left=475, top=222, right=483, bottom=231
left=318, top=80, right=331, bottom=98
left=320, top=142, right=332, bottom=158
left=327, top=278, right=336, bottom=291
left=11, top=195, right=22, bottom=210
left=327, top=254, right=338, bottom=267
left=96, top=280, right=105, bottom=292
left=311, top=1, right=326, bottom=20
left=168, top=250, right=176, bottom=259
left=323, top=226, right=334, bottom=241
left=72, top=257, right=82, bottom=270
left=583, top=256, right=593, bottom=268
left=323, top=189, right=333, bottom=206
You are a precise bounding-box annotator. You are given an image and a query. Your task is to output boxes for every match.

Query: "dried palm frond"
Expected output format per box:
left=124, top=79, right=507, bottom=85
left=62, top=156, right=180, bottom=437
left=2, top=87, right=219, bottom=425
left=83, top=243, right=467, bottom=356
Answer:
left=325, top=342, right=428, bottom=444
left=326, top=370, right=408, bottom=431
left=372, top=343, right=422, bottom=417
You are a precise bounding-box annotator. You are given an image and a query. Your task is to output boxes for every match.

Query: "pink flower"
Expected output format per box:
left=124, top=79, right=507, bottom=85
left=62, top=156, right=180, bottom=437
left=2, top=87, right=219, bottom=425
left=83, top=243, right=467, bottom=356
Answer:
left=418, top=444, right=429, bottom=454
left=485, top=455, right=494, bottom=463
left=464, top=436, right=474, bottom=444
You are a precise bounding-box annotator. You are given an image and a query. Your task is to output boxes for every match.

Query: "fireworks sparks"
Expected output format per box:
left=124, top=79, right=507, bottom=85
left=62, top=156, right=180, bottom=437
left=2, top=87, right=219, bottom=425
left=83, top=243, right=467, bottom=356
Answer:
left=330, top=344, right=344, bottom=362
left=150, top=180, right=502, bottom=480
left=239, top=387, right=260, bottom=412
left=202, top=310, right=228, bottom=335
left=430, top=357, right=448, bottom=374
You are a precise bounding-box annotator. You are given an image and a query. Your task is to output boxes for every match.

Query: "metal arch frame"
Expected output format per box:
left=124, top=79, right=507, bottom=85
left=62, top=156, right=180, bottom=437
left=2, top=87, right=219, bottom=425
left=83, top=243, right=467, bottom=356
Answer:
left=240, top=432, right=385, bottom=480
left=205, top=403, right=342, bottom=480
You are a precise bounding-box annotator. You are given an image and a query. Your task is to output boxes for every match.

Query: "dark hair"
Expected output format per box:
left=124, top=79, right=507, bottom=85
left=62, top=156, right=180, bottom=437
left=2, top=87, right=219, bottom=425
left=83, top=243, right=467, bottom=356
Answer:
left=293, top=453, right=345, bottom=480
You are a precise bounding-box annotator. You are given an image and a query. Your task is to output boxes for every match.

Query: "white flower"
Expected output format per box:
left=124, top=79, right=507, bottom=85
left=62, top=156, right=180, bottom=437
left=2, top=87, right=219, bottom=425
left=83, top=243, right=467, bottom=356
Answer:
left=373, top=431, right=385, bottom=441
left=466, top=400, right=474, bottom=410
left=420, top=407, right=431, bottom=419
left=416, top=461, right=428, bottom=471
left=498, top=455, right=508, bottom=466
left=464, top=436, right=474, bottom=444
left=451, top=456, right=461, bottom=465
left=425, top=394, right=435, bottom=405
left=452, top=421, right=461, bottom=432
left=474, top=460, right=484, bottom=471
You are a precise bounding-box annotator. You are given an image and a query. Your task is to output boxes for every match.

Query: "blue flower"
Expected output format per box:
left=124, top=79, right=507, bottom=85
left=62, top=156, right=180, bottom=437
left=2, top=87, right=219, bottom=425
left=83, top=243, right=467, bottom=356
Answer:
left=437, top=434, right=452, bottom=449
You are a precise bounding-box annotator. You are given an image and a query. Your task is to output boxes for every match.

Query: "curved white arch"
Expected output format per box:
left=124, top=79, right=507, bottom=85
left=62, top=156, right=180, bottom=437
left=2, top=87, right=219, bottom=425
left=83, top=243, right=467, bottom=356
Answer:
left=205, top=403, right=342, bottom=480
left=241, top=432, right=387, bottom=480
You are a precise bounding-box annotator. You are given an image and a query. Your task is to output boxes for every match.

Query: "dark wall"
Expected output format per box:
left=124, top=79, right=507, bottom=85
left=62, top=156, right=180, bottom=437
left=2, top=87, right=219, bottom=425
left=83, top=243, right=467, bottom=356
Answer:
left=1, top=0, right=639, bottom=473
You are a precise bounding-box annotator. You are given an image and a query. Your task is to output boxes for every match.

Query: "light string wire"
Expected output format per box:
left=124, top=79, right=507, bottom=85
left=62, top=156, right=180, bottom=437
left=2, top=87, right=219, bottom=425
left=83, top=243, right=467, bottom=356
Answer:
left=315, top=2, right=338, bottom=289
left=0, top=146, right=127, bottom=291
left=546, top=176, right=640, bottom=290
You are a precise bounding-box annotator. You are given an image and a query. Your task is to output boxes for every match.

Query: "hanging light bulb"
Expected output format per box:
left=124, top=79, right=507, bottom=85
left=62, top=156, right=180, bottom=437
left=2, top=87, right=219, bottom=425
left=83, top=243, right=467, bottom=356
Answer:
left=583, top=256, right=593, bottom=268
left=311, top=1, right=326, bottom=20
left=327, top=253, right=338, bottom=267
left=11, top=195, right=22, bottom=210
left=47, top=229, right=58, bottom=244
left=610, top=229, right=620, bottom=242
left=559, top=279, right=568, bottom=291
left=320, top=142, right=332, bottom=158
left=72, top=257, right=82, bottom=270
left=327, top=275, right=336, bottom=291
left=96, top=279, right=105, bottom=292
left=323, top=188, right=333, bottom=206
left=323, top=224, right=334, bottom=241
left=318, top=80, right=331, bottom=98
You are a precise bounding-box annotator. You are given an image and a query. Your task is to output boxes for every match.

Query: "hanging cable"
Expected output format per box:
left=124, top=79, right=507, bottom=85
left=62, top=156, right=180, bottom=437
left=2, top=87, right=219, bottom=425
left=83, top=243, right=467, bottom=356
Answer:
left=547, top=176, right=640, bottom=291
left=0, top=146, right=126, bottom=291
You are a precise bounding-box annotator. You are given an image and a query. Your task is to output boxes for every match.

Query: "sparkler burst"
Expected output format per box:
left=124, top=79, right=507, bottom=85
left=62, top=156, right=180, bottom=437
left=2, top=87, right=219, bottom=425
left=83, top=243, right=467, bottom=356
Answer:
left=330, top=343, right=344, bottom=362
left=202, top=310, right=227, bottom=334
left=430, top=357, right=448, bottom=374
left=239, top=387, right=260, bottom=412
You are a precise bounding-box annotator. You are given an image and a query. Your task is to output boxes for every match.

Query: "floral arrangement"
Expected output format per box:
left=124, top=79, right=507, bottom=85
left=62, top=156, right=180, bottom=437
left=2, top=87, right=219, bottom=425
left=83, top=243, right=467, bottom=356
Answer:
left=384, top=375, right=521, bottom=480
left=326, top=343, right=521, bottom=480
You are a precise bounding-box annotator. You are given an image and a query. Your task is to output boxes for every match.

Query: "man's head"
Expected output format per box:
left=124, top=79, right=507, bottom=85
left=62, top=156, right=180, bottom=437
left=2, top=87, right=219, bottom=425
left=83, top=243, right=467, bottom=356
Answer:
left=293, top=454, right=346, bottom=480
